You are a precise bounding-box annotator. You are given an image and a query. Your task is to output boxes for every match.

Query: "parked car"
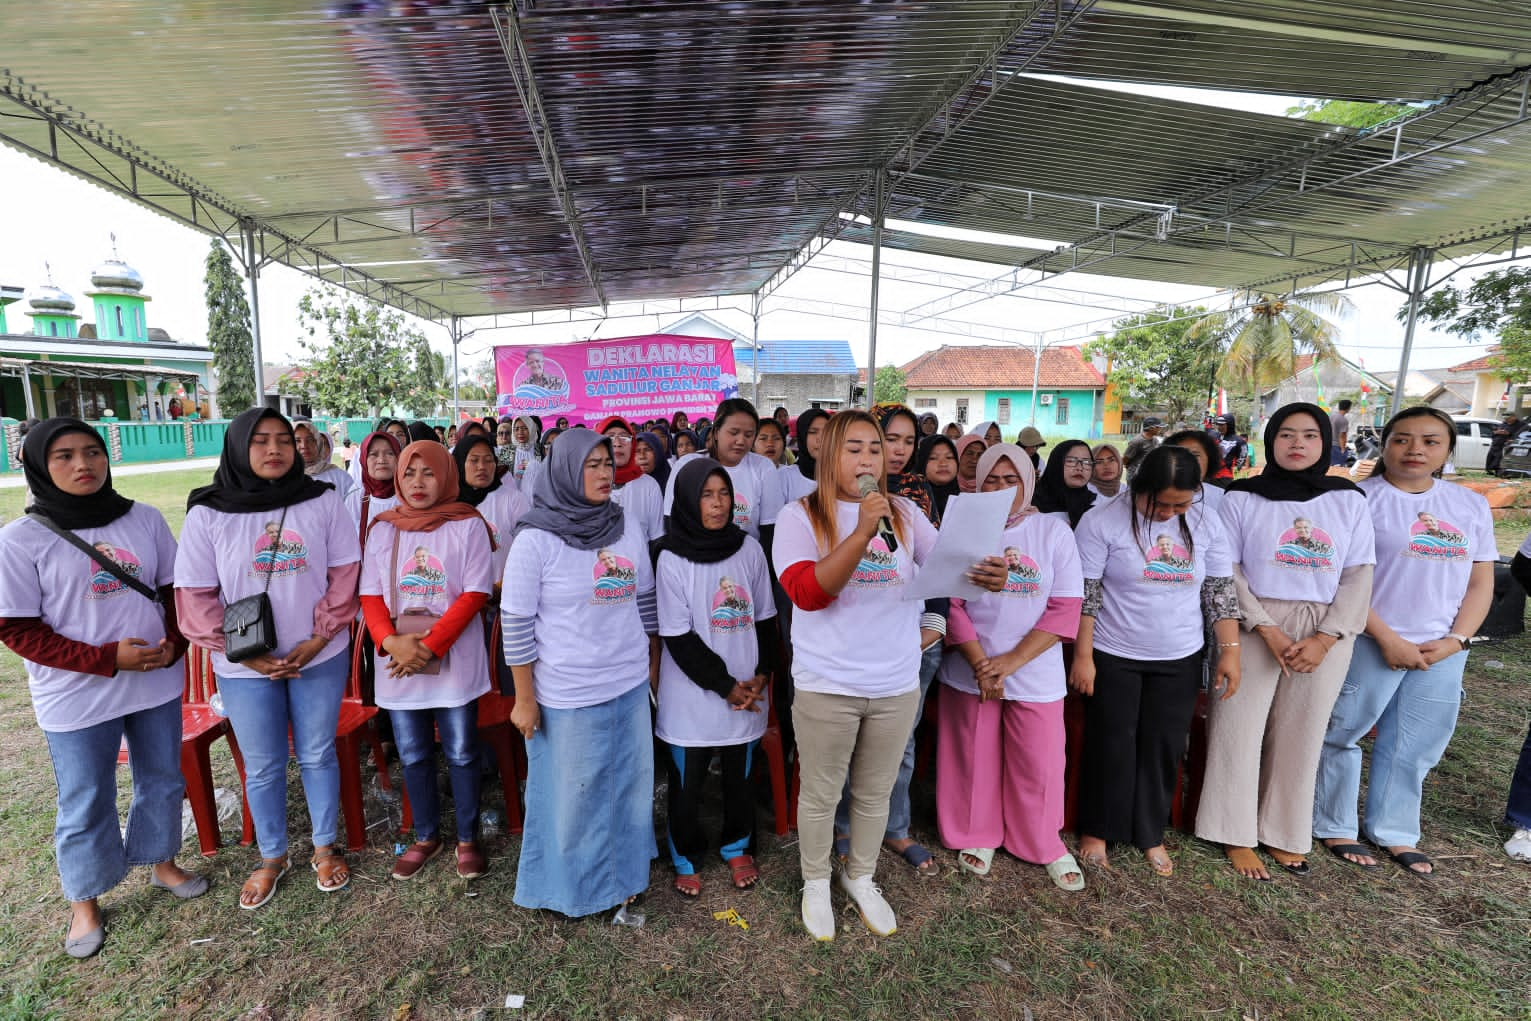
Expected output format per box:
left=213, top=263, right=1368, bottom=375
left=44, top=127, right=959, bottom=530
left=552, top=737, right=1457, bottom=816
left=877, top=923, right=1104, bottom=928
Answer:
left=1498, top=424, right=1531, bottom=478
left=1452, top=417, right=1500, bottom=472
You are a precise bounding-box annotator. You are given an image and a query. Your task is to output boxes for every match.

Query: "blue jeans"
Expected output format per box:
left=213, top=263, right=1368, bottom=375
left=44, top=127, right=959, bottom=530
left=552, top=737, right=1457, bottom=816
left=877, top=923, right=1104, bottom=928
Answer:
left=44, top=697, right=184, bottom=902
left=1507, top=723, right=1531, bottom=830
left=1314, top=634, right=1466, bottom=847
left=835, top=641, right=941, bottom=841
left=392, top=702, right=481, bottom=843
left=218, top=651, right=348, bottom=859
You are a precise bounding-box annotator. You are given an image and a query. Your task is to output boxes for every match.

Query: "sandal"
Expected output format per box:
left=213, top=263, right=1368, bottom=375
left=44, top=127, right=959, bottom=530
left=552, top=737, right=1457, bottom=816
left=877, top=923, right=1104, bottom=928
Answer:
left=1388, top=848, right=1436, bottom=879
left=958, top=848, right=994, bottom=877
left=886, top=840, right=940, bottom=877
left=673, top=873, right=701, bottom=897
left=391, top=838, right=443, bottom=881
left=1324, top=841, right=1380, bottom=870
left=1046, top=853, right=1085, bottom=892
left=1144, top=849, right=1174, bottom=877
left=727, top=855, right=759, bottom=889
left=1263, top=846, right=1310, bottom=877
left=311, top=846, right=350, bottom=893
left=239, top=857, right=291, bottom=910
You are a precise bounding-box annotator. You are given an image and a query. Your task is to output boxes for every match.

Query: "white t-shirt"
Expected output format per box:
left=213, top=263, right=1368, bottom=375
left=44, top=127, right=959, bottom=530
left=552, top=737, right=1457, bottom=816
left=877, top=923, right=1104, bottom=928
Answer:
left=614, top=473, right=664, bottom=544
left=476, top=483, right=532, bottom=582
left=0, top=504, right=182, bottom=732
left=655, top=539, right=777, bottom=747
left=315, top=465, right=356, bottom=503
left=346, top=489, right=400, bottom=540
left=1075, top=495, right=1232, bottom=661
left=361, top=517, right=494, bottom=710
left=1359, top=476, right=1497, bottom=642
left=175, top=489, right=362, bottom=678
left=778, top=463, right=817, bottom=504
left=665, top=451, right=784, bottom=539
left=938, top=512, right=1082, bottom=702
left=1219, top=488, right=1375, bottom=604
left=501, top=510, right=655, bottom=709
left=1198, top=483, right=1225, bottom=516
left=772, top=497, right=938, bottom=698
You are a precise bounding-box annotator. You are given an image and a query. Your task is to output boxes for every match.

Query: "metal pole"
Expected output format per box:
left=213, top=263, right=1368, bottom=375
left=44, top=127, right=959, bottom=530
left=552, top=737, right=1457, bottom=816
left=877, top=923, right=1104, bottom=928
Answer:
left=1391, top=247, right=1432, bottom=418
left=20, top=362, right=36, bottom=419
left=1029, top=335, right=1043, bottom=426
left=865, top=172, right=885, bottom=410
left=750, top=303, right=761, bottom=408
left=241, top=223, right=265, bottom=411
left=450, top=316, right=462, bottom=426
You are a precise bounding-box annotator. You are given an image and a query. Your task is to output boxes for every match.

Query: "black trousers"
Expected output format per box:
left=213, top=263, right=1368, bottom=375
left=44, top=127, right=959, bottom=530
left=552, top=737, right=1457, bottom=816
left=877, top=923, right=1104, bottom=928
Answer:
left=664, top=741, right=758, bottom=874
left=1077, top=648, right=1202, bottom=849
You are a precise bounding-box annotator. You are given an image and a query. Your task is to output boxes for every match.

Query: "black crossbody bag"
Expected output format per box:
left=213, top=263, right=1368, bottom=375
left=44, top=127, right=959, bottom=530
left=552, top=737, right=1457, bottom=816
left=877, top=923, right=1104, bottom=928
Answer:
left=222, top=506, right=287, bottom=663
left=27, top=512, right=162, bottom=604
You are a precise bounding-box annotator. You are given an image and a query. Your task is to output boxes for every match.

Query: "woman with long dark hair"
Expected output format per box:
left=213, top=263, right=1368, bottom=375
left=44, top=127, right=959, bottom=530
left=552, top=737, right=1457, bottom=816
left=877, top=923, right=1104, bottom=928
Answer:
left=1314, top=407, right=1494, bottom=876
left=0, top=419, right=204, bottom=957
left=1034, top=440, right=1097, bottom=529
left=1071, top=446, right=1242, bottom=875
left=175, top=408, right=362, bottom=908
left=1195, top=403, right=1374, bottom=880
left=1164, top=429, right=1228, bottom=512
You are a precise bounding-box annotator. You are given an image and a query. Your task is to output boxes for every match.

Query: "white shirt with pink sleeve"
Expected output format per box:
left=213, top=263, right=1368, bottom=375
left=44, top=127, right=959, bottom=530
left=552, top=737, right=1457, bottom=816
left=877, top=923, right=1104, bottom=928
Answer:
left=771, top=497, right=938, bottom=699
left=361, top=517, right=494, bottom=710
left=938, top=511, right=1083, bottom=702
left=175, top=489, right=361, bottom=679
left=0, top=504, right=182, bottom=732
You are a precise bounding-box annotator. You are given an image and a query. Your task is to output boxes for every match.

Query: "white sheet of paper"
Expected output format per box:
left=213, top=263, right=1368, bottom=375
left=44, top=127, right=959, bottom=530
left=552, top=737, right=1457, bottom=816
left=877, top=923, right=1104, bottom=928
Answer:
left=903, top=488, right=1013, bottom=601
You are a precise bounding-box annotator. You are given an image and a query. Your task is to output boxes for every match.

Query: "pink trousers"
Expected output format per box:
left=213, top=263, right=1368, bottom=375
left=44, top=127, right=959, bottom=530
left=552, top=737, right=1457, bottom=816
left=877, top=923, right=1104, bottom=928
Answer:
left=936, top=685, right=1067, bottom=864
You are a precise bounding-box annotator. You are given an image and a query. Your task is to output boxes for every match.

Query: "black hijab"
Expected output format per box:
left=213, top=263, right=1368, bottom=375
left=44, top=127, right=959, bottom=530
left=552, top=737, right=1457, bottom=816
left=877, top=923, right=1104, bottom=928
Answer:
left=187, top=408, right=333, bottom=513
left=792, top=408, right=830, bottom=481
left=1033, top=439, right=1097, bottom=529
left=21, top=417, right=134, bottom=529
left=636, top=431, right=671, bottom=491
left=651, top=457, right=747, bottom=566
left=406, top=420, right=437, bottom=445
left=915, top=434, right=960, bottom=521
left=1228, top=402, right=1363, bottom=503
left=451, top=433, right=502, bottom=507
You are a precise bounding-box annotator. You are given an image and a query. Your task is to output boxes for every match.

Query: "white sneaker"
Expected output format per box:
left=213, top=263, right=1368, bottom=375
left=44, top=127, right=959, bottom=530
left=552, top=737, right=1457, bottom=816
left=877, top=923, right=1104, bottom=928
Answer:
left=839, top=872, right=897, bottom=936
left=1506, top=828, right=1531, bottom=862
left=801, top=879, right=835, bottom=941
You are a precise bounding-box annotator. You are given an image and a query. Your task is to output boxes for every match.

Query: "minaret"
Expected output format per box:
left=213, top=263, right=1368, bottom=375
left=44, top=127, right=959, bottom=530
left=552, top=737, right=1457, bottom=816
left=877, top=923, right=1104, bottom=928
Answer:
left=25, top=262, right=81, bottom=338
left=85, top=234, right=152, bottom=343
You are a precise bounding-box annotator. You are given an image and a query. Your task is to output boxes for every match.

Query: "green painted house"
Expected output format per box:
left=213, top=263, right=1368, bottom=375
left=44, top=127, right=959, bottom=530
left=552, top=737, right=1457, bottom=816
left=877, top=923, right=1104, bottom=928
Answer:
left=901, top=344, right=1108, bottom=439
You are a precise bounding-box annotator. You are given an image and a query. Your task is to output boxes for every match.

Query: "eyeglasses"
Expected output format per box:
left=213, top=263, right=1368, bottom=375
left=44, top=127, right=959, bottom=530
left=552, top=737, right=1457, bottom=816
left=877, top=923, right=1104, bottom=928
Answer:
left=1062, top=456, right=1095, bottom=468
left=605, top=433, right=633, bottom=445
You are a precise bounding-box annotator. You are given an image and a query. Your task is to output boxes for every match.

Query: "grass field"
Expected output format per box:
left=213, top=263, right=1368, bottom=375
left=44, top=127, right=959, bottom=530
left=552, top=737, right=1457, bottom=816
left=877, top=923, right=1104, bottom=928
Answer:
left=1, top=474, right=1530, bottom=1019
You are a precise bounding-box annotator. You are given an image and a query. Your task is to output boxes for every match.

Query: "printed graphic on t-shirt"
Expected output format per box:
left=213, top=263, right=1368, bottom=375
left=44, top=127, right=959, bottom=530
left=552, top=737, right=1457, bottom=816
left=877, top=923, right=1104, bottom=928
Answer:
left=732, top=494, right=752, bottom=529
left=592, top=549, right=638, bottom=603
left=1405, top=512, right=1469, bottom=560
left=251, top=523, right=310, bottom=577
left=1001, top=546, right=1043, bottom=596
left=1143, top=534, right=1196, bottom=584
left=86, top=542, right=144, bottom=598
left=852, top=537, right=901, bottom=587
left=1272, top=517, right=1335, bottom=572
left=709, top=576, right=755, bottom=632
left=398, top=546, right=448, bottom=598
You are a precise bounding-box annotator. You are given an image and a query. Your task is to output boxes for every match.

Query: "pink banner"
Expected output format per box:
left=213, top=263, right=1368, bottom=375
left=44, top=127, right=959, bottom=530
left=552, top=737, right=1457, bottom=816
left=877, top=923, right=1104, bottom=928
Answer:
left=493, top=334, right=739, bottom=425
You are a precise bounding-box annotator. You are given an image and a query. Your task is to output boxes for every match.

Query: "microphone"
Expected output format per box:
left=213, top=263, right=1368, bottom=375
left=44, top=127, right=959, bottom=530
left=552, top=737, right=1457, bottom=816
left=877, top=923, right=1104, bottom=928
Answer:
left=857, top=473, right=899, bottom=554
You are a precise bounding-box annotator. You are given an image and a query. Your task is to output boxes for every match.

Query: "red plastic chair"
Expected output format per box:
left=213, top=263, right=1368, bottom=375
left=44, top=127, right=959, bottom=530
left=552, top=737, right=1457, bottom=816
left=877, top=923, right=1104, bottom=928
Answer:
left=179, top=647, right=246, bottom=856
left=400, top=615, right=526, bottom=836
left=759, top=693, right=792, bottom=837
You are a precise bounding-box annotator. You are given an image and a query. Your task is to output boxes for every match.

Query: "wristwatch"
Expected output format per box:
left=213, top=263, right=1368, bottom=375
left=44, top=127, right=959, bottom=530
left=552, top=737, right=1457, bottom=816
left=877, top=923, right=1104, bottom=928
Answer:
left=1446, top=632, right=1472, bottom=651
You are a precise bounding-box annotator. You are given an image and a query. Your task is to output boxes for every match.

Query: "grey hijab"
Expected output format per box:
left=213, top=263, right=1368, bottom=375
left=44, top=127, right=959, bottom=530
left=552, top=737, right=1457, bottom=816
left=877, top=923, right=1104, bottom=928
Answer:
left=511, top=426, right=626, bottom=551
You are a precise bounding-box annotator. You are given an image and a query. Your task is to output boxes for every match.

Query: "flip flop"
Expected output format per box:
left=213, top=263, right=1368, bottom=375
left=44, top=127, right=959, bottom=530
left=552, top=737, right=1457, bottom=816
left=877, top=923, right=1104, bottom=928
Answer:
left=727, top=855, right=759, bottom=889
left=673, top=873, right=701, bottom=897
left=1262, top=845, right=1310, bottom=876
left=888, top=841, right=939, bottom=877
left=1324, top=842, right=1380, bottom=870
left=1046, top=853, right=1086, bottom=892
left=1388, top=849, right=1436, bottom=879
left=958, top=848, right=994, bottom=876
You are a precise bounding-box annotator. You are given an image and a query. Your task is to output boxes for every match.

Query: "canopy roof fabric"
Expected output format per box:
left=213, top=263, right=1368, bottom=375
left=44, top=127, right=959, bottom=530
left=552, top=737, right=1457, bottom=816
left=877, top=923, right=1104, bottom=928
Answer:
left=4, top=1, right=1531, bottom=325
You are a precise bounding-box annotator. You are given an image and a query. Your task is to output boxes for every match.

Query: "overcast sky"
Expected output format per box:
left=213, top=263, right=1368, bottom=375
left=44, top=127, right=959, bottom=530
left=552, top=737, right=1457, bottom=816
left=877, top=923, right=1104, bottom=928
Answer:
left=0, top=79, right=1499, bottom=382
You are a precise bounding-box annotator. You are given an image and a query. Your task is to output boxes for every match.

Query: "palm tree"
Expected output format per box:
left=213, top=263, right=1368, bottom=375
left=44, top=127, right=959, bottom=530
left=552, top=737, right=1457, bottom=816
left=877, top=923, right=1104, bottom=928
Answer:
left=1192, top=289, right=1352, bottom=400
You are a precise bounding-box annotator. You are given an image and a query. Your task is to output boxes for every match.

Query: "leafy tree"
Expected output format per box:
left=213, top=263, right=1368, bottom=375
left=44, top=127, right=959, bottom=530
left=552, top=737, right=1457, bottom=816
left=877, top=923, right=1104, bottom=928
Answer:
left=1083, top=306, right=1221, bottom=425
left=293, top=286, right=433, bottom=418
left=1287, top=98, right=1411, bottom=129
left=204, top=239, right=256, bottom=413
left=1413, top=267, right=1531, bottom=381
left=1191, top=290, right=1350, bottom=400
left=873, top=364, right=907, bottom=404
left=400, top=334, right=449, bottom=418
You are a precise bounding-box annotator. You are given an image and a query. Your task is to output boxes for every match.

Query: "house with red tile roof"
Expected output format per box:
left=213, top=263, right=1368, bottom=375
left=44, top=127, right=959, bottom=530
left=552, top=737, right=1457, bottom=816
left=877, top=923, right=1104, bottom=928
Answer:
left=1433, top=346, right=1526, bottom=418
left=900, top=345, right=1107, bottom=438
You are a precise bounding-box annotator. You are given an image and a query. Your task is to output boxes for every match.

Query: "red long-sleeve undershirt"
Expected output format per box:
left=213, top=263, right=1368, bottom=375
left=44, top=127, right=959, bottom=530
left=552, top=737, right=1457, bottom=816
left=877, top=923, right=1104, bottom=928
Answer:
left=0, top=585, right=188, bottom=677
left=359, top=591, right=489, bottom=659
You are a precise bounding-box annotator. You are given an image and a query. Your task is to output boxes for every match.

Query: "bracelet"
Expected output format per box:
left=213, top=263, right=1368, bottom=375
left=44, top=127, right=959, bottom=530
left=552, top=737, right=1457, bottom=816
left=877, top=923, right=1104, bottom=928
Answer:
left=1217, top=642, right=1241, bottom=648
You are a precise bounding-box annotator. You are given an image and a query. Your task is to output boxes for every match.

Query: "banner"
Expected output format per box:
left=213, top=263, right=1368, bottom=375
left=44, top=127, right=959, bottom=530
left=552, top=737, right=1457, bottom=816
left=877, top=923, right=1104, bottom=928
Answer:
left=494, top=334, right=739, bottom=425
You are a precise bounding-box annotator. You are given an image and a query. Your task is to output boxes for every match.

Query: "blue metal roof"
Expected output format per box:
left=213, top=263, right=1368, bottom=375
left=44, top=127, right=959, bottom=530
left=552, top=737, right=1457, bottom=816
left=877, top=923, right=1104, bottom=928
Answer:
left=733, top=339, right=857, bottom=376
